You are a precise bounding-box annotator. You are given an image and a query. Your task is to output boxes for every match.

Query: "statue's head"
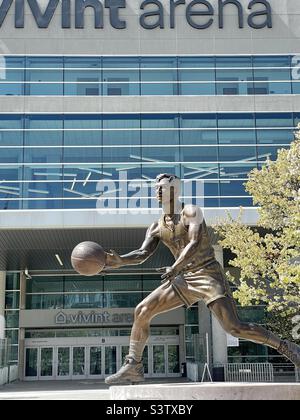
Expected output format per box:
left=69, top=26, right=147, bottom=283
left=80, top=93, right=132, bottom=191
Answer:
left=155, top=174, right=181, bottom=205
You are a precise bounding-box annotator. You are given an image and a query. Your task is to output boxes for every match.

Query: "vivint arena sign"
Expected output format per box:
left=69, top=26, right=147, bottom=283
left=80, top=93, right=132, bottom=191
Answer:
left=0, top=0, right=273, bottom=30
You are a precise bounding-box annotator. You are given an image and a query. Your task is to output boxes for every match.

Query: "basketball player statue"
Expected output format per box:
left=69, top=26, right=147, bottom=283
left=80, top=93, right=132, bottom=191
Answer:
left=103, top=174, right=300, bottom=385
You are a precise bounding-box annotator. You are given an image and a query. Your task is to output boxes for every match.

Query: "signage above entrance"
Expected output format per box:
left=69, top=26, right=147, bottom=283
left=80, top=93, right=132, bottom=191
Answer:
left=0, top=0, right=273, bottom=30
left=55, top=310, right=134, bottom=325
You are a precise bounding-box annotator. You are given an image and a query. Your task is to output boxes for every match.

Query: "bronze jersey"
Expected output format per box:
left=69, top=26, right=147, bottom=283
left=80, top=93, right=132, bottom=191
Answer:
left=157, top=210, right=216, bottom=273
left=156, top=209, right=231, bottom=307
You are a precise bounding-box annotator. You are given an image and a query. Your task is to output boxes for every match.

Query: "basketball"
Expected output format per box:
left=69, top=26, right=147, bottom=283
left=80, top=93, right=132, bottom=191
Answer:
left=71, top=241, right=106, bottom=276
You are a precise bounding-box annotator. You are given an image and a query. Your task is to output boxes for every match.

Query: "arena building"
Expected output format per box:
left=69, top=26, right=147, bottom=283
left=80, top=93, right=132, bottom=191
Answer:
left=0, top=0, right=299, bottom=381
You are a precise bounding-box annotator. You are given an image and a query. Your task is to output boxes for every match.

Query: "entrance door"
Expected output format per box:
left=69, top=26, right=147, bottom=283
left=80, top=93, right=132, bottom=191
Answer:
left=40, top=347, right=54, bottom=380
left=104, top=346, right=117, bottom=377
left=25, top=348, right=38, bottom=380
left=56, top=347, right=71, bottom=380
left=25, top=347, right=54, bottom=380
left=71, top=347, right=86, bottom=379
left=89, top=347, right=103, bottom=378
left=150, top=344, right=180, bottom=378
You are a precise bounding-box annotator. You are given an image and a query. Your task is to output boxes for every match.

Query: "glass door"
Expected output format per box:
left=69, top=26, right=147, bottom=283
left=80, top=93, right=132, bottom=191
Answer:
left=105, top=346, right=117, bottom=377
left=72, top=347, right=86, bottom=378
left=152, top=345, right=166, bottom=377
left=40, top=347, right=54, bottom=380
left=167, top=345, right=180, bottom=376
left=89, top=347, right=103, bottom=378
left=25, top=348, right=38, bottom=380
left=57, top=347, right=71, bottom=379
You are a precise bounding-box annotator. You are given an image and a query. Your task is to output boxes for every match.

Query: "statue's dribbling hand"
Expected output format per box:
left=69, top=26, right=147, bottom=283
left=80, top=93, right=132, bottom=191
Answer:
left=105, top=249, right=123, bottom=269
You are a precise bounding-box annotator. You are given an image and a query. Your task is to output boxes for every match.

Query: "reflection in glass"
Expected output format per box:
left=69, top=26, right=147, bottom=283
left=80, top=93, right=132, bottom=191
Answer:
left=168, top=345, right=180, bottom=374
left=105, top=346, right=117, bottom=375
left=153, top=345, right=165, bottom=374
left=57, top=348, right=70, bottom=377
left=90, top=347, right=102, bottom=376
left=25, top=348, right=38, bottom=377
left=73, top=347, right=85, bottom=376
left=40, top=348, right=53, bottom=377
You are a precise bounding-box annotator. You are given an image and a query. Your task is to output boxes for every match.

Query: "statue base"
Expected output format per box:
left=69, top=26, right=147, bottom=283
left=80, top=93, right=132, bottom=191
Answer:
left=110, top=382, right=300, bottom=401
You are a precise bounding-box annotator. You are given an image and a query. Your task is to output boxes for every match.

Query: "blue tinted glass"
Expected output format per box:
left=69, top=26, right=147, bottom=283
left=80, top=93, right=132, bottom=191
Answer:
left=256, top=129, right=294, bottom=144
left=143, top=147, right=180, bottom=163
left=0, top=148, right=23, bottom=164
left=182, top=164, right=219, bottom=179
left=103, top=57, right=139, bottom=96
left=219, top=146, right=257, bottom=162
left=218, top=114, right=255, bottom=128
left=141, top=57, right=177, bottom=95
left=179, top=57, right=215, bottom=95
left=294, top=113, right=300, bottom=126
left=65, top=58, right=101, bottom=95
left=103, top=115, right=139, bottom=145
left=253, top=56, right=291, bottom=67
left=292, top=82, right=300, bottom=94
left=181, top=130, right=217, bottom=145
left=0, top=166, right=22, bottom=181
left=256, top=113, right=293, bottom=127
left=216, top=57, right=252, bottom=68
left=218, top=129, right=256, bottom=144
left=0, top=181, right=21, bottom=202
left=142, top=164, right=180, bottom=180
left=25, top=114, right=63, bottom=129
left=103, top=164, right=141, bottom=180
left=64, top=147, right=102, bottom=164
left=23, top=199, right=63, bottom=210
left=181, top=146, right=218, bottom=162
left=0, top=115, right=23, bottom=146
left=219, top=163, right=258, bottom=178
left=0, top=57, right=24, bottom=95
left=141, top=114, right=179, bottom=145
left=24, top=182, right=62, bottom=199
left=25, top=57, right=63, bottom=96
left=102, top=146, right=137, bottom=163
left=24, top=147, right=62, bottom=164
left=181, top=114, right=217, bottom=128
left=257, top=146, right=290, bottom=162
left=220, top=180, right=249, bottom=196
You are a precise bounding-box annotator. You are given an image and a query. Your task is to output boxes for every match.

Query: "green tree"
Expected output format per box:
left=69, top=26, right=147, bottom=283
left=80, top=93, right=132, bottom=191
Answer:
left=215, top=126, right=300, bottom=340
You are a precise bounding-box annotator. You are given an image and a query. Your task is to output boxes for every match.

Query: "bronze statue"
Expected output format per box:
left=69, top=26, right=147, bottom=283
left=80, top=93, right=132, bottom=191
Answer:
left=104, top=174, right=300, bottom=385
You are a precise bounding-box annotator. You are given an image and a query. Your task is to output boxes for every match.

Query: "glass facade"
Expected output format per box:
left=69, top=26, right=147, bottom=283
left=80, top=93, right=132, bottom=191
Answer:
left=0, top=112, right=298, bottom=210
left=25, top=274, right=161, bottom=310
left=5, top=273, right=20, bottom=364
left=0, top=55, right=299, bottom=97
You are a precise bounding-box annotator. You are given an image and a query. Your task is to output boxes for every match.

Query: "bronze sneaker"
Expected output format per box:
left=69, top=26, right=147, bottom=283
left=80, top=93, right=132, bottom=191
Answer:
left=105, top=356, right=145, bottom=385
left=278, top=340, right=300, bottom=368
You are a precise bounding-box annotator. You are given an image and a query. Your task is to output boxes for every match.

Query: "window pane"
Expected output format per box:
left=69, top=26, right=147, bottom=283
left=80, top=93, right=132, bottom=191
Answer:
left=104, top=275, right=142, bottom=292
left=6, top=273, right=20, bottom=290
left=5, top=292, right=20, bottom=310
left=27, top=277, right=63, bottom=293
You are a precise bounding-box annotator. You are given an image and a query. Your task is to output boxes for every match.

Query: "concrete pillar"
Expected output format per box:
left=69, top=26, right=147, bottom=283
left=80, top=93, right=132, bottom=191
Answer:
left=211, top=246, right=228, bottom=365
left=0, top=272, right=6, bottom=340
left=18, top=272, right=26, bottom=380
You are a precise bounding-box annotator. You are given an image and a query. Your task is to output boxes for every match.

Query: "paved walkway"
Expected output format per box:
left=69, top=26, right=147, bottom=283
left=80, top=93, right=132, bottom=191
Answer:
left=0, top=378, right=188, bottom=400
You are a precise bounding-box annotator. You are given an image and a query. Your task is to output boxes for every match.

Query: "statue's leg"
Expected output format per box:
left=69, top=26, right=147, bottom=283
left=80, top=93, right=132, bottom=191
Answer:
left=128, top=284, right=184, bottom=362
left=209, top=297, right=281, bottom=349
left=105, top=284, right=184, bottom=384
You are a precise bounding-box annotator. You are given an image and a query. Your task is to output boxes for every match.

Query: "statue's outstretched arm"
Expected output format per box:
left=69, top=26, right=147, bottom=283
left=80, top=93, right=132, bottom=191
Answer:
left=105, top=222, right=160, bottom=269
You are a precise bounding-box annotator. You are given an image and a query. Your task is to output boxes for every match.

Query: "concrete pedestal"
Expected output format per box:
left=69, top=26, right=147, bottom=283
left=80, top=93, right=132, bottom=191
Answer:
left=110, top=382, right=300, bottom=401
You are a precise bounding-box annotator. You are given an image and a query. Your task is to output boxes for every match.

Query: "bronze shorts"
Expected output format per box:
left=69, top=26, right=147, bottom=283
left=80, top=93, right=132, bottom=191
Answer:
left=171, top=261, right=232, bottom=308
